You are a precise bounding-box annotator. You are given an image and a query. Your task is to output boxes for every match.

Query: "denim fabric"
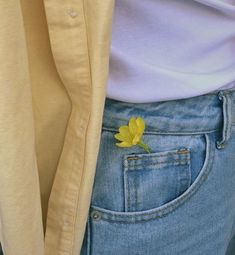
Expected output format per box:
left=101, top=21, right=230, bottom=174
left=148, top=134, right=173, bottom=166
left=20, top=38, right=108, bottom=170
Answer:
left=81, top=89, right=235, bottom=255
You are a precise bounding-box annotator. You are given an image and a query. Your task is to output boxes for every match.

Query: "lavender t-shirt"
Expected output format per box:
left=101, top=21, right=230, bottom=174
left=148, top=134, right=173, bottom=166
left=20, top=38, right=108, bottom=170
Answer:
left=106, top=0, right=235, bottom=103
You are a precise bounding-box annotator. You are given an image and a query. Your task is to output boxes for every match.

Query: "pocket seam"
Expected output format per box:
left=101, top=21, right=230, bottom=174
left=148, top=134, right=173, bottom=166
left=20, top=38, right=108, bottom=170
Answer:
left=124, top=148, right=190, bottom=160
left=124, top=148, right=190, bottom=170
left=125, top=160, right=190, bottom=171
left=91, top=133, right=215, bottom=224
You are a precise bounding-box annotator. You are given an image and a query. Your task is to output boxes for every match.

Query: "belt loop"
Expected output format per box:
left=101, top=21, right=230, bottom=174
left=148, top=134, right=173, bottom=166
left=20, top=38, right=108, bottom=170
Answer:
left=216, top=90, right=233, bottom=149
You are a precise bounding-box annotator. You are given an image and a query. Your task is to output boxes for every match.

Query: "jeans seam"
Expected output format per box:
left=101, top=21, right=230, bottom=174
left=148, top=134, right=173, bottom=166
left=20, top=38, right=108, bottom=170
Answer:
left=125, top=150, right=190, bottom=159
left=123, top=158, right=129, bottom=212
left=87, top=219, right=91, bottom=255
left=126, top=160, right=190, bottom=170
left=102, top=126, right=234, bottom=135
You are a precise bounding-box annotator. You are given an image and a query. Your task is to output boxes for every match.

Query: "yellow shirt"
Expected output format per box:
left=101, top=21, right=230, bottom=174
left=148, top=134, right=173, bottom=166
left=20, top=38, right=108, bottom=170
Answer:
left=0, top=1, right=114, bottom=254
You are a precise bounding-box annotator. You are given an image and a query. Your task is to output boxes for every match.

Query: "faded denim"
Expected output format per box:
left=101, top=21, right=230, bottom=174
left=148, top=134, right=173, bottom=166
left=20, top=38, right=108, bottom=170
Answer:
left=81, top=89, right=235, bottom=255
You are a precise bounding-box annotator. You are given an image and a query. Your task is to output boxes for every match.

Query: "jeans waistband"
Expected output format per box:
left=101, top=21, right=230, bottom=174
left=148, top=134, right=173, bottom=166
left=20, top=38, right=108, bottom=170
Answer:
left=103, top=88, right=235, bottom=149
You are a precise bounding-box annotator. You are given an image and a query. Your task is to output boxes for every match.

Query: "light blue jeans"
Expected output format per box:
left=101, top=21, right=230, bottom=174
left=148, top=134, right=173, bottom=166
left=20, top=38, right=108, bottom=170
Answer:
left=81, top=89, right=235, bottom=255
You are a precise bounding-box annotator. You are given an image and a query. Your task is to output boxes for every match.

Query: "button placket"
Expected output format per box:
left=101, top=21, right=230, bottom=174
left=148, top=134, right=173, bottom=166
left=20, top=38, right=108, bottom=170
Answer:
left=67, top=8, right=79, bottom=18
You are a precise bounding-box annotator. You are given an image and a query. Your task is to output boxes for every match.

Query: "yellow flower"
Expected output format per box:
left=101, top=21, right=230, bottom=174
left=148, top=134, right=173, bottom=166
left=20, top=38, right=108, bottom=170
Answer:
left=114, top=117, right=152, bottom=153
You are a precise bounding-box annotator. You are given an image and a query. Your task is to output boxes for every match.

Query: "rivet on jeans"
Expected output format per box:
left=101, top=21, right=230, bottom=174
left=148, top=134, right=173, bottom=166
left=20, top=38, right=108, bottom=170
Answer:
left=216, top=141, right=225, bottom=150
left=91, top=211, right=101, bottom=221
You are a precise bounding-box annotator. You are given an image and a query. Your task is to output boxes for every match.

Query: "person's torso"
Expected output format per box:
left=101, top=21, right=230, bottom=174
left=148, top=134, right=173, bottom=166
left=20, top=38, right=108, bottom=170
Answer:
left=107, top=0, right=235, bottom=103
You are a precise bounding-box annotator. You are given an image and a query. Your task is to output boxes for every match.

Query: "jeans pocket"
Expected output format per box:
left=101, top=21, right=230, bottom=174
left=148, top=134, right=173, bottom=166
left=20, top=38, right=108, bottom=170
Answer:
left=91, top=129, right=214, bottom=219
left=123, top=148, right=191, bottom=212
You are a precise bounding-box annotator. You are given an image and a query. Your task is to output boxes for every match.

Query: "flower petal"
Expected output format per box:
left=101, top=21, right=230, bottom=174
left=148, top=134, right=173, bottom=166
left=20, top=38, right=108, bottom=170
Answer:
left=132, top=134, right=142, bottom=145
left=128, top=117, right=138, bottom=137
left=114, top=133, right=126, bottom=142
left=116, top=141, right=133, bottom=147
left=136, top=117, right=145, bottom=135
left=118, top=126, right=133, bottom=143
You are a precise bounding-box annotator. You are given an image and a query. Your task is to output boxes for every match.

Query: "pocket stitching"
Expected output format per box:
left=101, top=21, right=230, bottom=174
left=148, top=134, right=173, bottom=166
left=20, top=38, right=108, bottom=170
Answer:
left=126, top=160, right=190, bottom=171
left=124, top=148, right=190, bottom=171
left=124, top=148, right=190, bottom=160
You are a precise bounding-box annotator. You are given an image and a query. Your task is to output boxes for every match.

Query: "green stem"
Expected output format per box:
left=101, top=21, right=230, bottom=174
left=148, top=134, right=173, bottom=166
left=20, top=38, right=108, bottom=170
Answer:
left=137, top=140, right=152, bottom=153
